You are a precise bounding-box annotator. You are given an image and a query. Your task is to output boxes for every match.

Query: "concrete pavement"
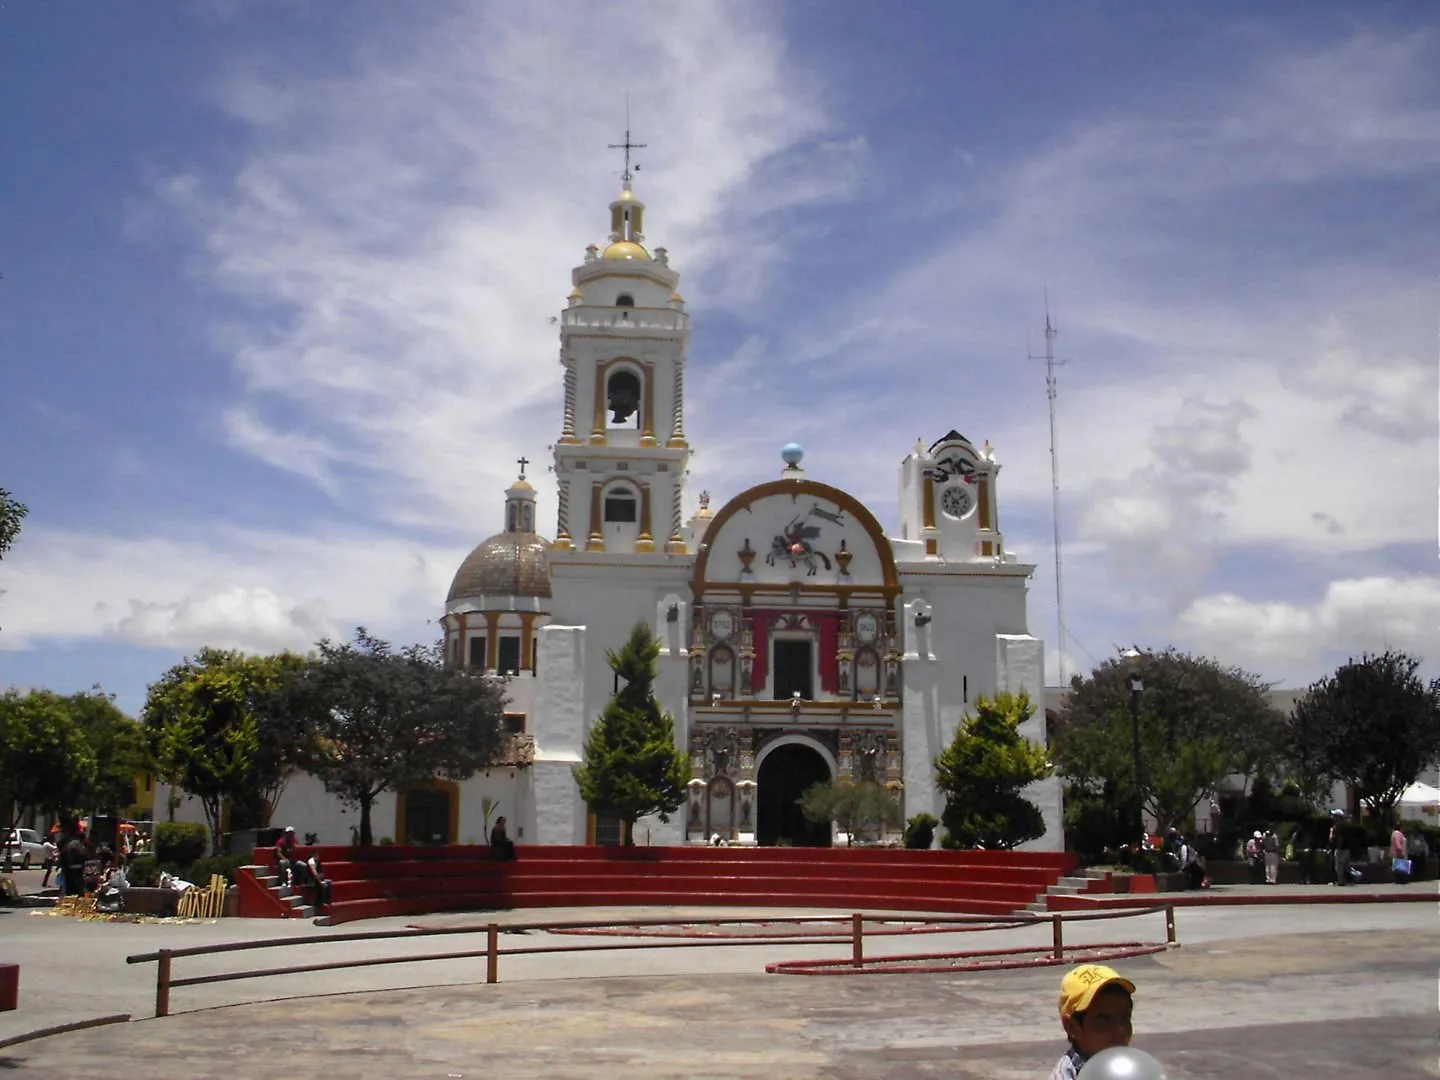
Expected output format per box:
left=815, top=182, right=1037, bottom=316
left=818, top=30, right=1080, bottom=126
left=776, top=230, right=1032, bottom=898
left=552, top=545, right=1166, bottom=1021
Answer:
left=0, top=862, right=1436, bottom=1077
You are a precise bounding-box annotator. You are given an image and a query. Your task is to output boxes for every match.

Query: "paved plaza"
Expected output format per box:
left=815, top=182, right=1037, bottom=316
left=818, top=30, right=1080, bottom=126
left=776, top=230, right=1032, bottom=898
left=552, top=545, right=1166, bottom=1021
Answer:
left=0, top=868, right=1435, bottom=1077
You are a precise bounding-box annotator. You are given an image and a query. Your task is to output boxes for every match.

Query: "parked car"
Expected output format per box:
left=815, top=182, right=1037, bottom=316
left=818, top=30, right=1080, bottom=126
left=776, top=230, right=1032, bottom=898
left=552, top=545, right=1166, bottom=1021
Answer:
left=2, top=828, right=47, bottom=869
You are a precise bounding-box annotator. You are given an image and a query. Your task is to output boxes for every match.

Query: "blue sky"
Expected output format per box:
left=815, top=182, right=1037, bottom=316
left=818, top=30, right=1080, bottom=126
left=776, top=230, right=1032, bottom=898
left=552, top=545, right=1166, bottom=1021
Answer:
left=3, top=1, right=1437, bottom=717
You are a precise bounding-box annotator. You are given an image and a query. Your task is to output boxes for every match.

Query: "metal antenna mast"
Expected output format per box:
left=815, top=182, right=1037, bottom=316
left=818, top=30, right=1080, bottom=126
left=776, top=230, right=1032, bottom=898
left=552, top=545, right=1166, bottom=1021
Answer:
left=608, top=95, right=646, bottom=185
left=1030, top=291, right=1069, bottom=685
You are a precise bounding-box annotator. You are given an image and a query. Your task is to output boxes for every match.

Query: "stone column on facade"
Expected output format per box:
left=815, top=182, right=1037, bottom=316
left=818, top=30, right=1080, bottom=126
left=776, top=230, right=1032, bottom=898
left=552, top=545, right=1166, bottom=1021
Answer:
left=668, top=357, right=688, bottom=448
left=553, top=474, right=574, bottom=550
left=640, top=362, right=657, bottom=447
left=636, top=482, right=655, bottom=552
left=586, top=480, right=605, bottom=552
left=665, top=479, right=686, bottom=553
left=590, top=360, right=609, bottom=444
left=558, top=360, right=581, bottom=444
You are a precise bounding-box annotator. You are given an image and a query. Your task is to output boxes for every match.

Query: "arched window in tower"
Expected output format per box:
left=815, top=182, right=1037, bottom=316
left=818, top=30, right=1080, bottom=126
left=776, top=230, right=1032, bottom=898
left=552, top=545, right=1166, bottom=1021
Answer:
left=615, top=293, right=634, bottom=307
left=606, top=368, right=643, bottom=428
left=520, top=504, right=532, bottom=531
left=602, top=484, right=641, bottom=550
left=507, top=504, right=518, bottom=531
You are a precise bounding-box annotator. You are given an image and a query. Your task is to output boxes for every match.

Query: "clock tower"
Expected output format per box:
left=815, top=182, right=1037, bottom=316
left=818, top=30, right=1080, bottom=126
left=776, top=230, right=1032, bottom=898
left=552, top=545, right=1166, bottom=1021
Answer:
left=898, top=430, right=1004, bottom=562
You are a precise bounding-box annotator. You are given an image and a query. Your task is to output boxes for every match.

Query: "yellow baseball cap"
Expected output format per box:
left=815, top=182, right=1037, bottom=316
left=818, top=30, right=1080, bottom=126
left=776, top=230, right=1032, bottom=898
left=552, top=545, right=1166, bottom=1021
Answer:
left=1059, top=963, right=1136, bottom=1018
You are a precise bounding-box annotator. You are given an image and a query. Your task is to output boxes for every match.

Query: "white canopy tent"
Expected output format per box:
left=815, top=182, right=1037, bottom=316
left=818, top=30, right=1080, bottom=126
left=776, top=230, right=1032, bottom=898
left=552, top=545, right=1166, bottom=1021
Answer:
left=1397, top=781, right=1440, bottom=824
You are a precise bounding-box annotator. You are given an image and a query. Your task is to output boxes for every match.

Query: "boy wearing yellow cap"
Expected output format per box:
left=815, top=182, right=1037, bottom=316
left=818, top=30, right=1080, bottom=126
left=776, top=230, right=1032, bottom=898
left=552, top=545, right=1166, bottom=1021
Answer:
left=1048, top=963, right=1136, bottom=1079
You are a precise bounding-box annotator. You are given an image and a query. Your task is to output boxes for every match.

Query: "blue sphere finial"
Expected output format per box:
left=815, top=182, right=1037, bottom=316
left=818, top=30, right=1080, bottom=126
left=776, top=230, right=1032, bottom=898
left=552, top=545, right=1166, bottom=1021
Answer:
left=781, top=442, right=805, bottom=467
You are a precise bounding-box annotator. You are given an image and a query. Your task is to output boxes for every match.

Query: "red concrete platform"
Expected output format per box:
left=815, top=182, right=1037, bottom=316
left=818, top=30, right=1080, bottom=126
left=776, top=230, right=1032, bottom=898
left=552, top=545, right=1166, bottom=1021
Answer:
left=239, top=844, right=1077, bottom=925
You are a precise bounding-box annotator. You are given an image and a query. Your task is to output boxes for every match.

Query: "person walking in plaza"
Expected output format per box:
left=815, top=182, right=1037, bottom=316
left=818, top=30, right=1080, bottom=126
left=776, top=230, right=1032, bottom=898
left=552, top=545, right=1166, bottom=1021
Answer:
left=1245, top=831, right=1264, bottom=883
left=1048, top=963, right=1137, bottom=1079
left=1328, top=809, right=1350, bottom=885
left=1262, top=827, right=1281, bottom=885
left=1390, top=819, right=1410, bottom=884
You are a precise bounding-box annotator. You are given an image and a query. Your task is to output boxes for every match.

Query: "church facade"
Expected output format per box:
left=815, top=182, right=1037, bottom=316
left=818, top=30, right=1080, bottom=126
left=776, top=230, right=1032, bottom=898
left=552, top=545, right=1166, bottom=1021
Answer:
left=437, top=179, right=1062, bottom=850
left=159, top=176, right=1060, bottom=850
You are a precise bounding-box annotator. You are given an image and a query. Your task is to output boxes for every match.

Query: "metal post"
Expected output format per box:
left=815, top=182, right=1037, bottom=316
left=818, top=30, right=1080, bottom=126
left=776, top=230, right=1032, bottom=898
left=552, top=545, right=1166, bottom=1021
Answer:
left=156, top=950, right=172, bottom=1018
left=1051, top=913, right=1063, bottom=960
left=486, top=923, right=500, bottom=984
left=851, top=912, right=864, bottom=969
left=1130, top=687, right=1144, bottom=844
left=1165, top=904, right=1176, bottom=946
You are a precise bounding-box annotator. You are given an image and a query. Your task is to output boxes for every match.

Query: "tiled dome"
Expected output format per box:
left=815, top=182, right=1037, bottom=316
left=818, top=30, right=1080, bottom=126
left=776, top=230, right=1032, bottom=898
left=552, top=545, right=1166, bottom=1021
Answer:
left=447, top=533, right=552, bottom=602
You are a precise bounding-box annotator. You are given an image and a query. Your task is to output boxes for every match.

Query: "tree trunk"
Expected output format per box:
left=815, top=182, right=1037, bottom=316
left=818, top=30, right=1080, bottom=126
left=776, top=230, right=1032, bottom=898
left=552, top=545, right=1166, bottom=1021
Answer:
left=359, top=793, right=374, bottom=847
left=202, top=797, right=225, bottom=855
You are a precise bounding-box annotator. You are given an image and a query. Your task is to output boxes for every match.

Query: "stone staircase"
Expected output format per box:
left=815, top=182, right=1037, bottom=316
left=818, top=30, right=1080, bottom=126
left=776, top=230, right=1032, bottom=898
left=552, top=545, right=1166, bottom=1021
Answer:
left=246, top=865, right=315, bottom=919
left=1024, top=869, right=1109, bottom=913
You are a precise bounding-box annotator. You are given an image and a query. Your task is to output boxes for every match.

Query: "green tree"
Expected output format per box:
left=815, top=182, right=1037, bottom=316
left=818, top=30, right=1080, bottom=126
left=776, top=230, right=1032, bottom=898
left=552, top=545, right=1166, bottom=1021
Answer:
left=0, top=689, right=98, bottom=834
left=67, top=688, right=148, bottom=817
left=143, top=649, right=316, bottom=852
left=1288, top=651, right=1440, bottom=826
left=798, top=780, right=902, bottom=846
left=0, top=488, right=26, bottom=560
left=573, top=622, right=688, bottom=844
left=304, top=629, right=507, bottom=846
left=935, top=691, right=1053, bottom=849
left=1054, top=649, right=1280, bottom=834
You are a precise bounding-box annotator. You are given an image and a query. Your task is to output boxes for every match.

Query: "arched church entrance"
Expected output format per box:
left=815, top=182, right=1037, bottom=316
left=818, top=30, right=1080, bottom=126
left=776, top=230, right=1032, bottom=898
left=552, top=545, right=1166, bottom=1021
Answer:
left=757, top=742, right=833, bottom=848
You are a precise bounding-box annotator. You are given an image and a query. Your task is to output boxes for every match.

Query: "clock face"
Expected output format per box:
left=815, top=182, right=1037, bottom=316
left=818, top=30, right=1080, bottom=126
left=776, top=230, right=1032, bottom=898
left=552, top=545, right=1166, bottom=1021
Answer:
left=855, top=613, right=879, bottom=643
left=710, top=611, right=735, bottom=640
left=941, top=484, right=975, bottom=520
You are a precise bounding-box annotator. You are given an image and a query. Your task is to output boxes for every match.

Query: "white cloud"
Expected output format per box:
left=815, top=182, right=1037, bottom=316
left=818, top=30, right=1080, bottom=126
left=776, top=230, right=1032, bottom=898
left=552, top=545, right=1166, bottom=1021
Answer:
left=1177, top=576, right=1440, bottom=678
left=1, top=526, right=464, bottom=655
left=160, top=0, right=856, bottom=538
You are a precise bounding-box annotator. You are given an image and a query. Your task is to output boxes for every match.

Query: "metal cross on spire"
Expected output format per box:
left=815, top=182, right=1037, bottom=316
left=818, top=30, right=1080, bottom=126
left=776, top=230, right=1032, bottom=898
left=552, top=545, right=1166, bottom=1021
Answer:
left=517, top=456, right=530, bottom=479
left=608, top=98, right=646, bottom=185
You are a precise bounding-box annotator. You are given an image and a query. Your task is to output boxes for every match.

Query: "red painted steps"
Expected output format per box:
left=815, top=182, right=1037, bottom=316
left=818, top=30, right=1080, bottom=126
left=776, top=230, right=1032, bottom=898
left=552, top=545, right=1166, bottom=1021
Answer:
left=237, top=844, right=1076, bottom=926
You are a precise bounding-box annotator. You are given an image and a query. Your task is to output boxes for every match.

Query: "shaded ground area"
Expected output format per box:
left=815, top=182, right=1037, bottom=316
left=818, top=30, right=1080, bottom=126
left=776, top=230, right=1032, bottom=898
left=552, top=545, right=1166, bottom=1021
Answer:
left=3, top=926, right=1434, bottom=1078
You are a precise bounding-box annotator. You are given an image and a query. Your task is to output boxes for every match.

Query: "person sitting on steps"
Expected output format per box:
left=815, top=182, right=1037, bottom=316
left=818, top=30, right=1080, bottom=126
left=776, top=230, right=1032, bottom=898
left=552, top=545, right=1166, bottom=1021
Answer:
left=490, top=816, right=517, bottom=861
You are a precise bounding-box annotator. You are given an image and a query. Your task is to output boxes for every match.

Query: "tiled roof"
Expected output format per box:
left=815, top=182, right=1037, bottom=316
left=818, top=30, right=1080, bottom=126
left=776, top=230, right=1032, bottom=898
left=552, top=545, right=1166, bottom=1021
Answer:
left=447, top=533, right=552, bottom=602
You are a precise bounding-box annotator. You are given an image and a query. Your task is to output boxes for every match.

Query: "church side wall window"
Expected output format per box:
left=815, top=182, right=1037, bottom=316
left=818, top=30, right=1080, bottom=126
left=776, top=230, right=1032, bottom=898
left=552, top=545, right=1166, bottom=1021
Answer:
left=615, top=293, right=634, bottom=307
left=603, top=491, right=637, bottom=522
left=601, top=482, right=642, bottom=550
left=468, top=636, right=486, bottom=669
left=503, top=713, right=526, bottom=735
left=497, top=635, right=522, bottom=675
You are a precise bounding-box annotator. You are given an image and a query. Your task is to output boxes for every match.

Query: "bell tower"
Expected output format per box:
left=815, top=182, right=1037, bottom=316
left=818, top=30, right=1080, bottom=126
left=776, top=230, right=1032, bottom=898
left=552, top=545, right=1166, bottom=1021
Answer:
left=550, top=155, right=692, bottom=557
left=899, top=430, right=1004, bottom=562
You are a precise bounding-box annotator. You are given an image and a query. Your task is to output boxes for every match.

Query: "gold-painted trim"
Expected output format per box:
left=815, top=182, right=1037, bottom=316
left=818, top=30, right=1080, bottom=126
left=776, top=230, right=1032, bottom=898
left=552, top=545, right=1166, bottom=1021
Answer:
left=665, top=437, right=689, bottom=449
left=591, top=359, right=610, bottom=440
left=635, top=483, right=655, bottom=551
left=640, top=363, right=657, bottom=446
left=519, top=613, right=536, bottom=672
left=586, top=480, right=606, bottom=552
left=921, top=477, right=936, bottom=530
left=484, top=612, right=500, bottom=671
left=557, top=435, right=583, bottom=446
left=981, top=540, right=994, bottom=556
left=457, top=612, right=468, bottom=668
left=925, top=538, right=938, bottom=556
left=978, top=476, right=992, bottom=531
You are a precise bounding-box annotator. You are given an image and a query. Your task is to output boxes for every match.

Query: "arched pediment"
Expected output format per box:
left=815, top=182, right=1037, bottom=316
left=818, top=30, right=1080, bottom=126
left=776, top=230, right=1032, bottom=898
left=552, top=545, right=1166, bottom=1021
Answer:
left=691, top=479, right=898, bottom=593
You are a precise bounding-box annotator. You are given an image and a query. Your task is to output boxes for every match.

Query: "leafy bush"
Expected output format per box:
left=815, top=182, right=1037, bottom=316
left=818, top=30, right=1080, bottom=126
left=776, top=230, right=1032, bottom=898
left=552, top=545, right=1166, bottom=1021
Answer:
left=154, top=821, right=208, bottom=867
left=903, top=813, right=939, bottom=850
left=188, top=854, right=250, bottom=885
left=124, top=856, right=161, bottom=887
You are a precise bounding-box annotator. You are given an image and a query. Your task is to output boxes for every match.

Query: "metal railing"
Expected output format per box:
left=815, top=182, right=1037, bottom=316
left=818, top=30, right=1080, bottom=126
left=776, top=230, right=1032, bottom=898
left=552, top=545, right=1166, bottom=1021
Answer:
left=126, top=905, right=1177, bottom=1018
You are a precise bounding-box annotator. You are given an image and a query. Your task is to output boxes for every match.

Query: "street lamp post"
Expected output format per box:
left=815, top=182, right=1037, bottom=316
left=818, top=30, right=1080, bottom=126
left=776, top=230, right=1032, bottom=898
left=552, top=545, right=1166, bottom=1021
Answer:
left=1121, top=648, right=1146, bottom=846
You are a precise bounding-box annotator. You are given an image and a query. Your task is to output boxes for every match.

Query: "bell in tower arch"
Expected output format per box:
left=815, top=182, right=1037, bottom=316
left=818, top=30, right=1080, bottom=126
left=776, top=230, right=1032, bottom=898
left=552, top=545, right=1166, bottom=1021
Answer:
left=607, top=369, right=642, bottom=425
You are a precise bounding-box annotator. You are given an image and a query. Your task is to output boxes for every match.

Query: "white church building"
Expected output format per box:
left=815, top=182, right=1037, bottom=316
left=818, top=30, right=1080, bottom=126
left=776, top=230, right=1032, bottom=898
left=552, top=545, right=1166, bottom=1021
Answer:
left=171, top=175, right=1063, bottom=851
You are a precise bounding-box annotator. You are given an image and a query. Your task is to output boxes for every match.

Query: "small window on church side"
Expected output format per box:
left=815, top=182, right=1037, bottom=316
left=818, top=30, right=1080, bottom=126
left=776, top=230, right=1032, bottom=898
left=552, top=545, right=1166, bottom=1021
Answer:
left=497, top=636, right=522, bottom=674
left=604, top=492, right=637, bottom=523
left=615, top=293, right=634, bottom=307
left=468, top=636, right=486, bottom=669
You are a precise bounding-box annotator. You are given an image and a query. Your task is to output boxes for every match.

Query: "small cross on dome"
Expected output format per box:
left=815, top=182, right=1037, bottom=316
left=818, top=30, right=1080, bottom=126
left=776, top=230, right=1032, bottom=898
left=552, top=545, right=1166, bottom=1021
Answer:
left=517, top=456, right=530, bottom=479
